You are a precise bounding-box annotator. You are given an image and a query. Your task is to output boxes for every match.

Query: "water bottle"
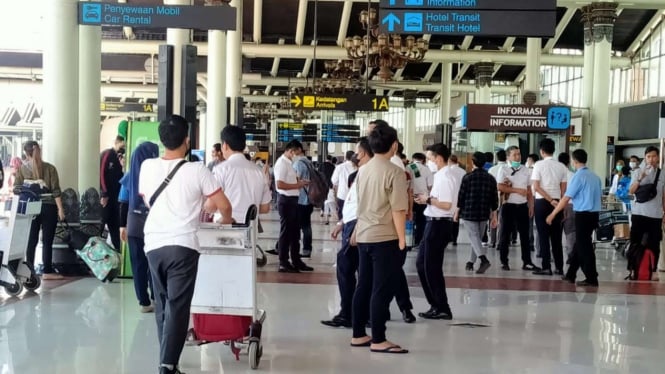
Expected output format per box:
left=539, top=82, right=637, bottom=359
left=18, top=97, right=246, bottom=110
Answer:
left=405, top=220, right=414, bottom=248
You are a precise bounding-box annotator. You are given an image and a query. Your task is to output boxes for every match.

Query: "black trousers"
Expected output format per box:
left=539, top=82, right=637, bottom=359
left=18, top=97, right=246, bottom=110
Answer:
left=337, top=198, right=345, bottom=221
left=416, top=219, right=451, bottom=310
left=102, top=199, right=121, bottom=250
left=498, top=203, right=531, bottom=266
left=566, top=212, right=599, bottom=282
left=128, top=235, right=153, bottom=306
left=336, top=220, right=358, bottom=320
left=534, top=199, right=564, bottom=271
left=147, top=245, right=199, bottom=367
left=278, top=195, right=301, bottom=266
left=26, top=203, right=58, bottom=274
left=451, top=221, right=460, bottom=243
left=298, top=204, right=314, bottom=253
left=352, top=240, right=401, bottom=344
left=413, top=203, right=427, bottom=246
left=393, top=247, right=413, bottom=312
left=630, top=214, right=662, bottom=269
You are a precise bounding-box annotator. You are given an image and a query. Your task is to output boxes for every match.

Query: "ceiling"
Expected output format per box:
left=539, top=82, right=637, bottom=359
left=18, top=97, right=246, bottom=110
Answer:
left=0, top=0, right=663, bottom=102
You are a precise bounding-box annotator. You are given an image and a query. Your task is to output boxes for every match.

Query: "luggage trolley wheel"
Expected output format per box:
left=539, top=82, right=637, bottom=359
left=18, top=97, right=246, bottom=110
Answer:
left=256, top=245, right=267, bottom=268
left=23, top=273, right=41, bottom=292
left=248, top=339, right=262, bottom=370
left=4, top=281, right=23, bottom=297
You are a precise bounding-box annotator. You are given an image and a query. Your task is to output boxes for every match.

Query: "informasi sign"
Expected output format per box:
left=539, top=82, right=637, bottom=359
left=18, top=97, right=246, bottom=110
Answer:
left=461, top=104, right=571, bottom=132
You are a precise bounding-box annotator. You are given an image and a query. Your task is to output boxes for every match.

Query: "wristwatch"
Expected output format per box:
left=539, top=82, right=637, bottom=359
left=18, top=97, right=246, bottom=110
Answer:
left=426, top=197, right=432, bottom=205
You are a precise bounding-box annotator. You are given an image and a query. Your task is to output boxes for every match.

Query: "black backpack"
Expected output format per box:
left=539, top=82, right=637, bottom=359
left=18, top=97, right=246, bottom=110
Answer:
left=300, top=159, right=329, bottom=208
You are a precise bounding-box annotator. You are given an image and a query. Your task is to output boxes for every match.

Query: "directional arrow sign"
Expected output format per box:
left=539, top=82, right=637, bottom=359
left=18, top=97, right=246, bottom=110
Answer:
left=291, top=96, right=302, bottom=108
left=382, top=13, right=401, bottom=32
left=379, top=0, right=556, bottom=10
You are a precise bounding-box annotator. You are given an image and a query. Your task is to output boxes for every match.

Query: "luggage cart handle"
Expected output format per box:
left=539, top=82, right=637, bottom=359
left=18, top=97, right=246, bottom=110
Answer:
left=232, top=205, right=258, bottom=228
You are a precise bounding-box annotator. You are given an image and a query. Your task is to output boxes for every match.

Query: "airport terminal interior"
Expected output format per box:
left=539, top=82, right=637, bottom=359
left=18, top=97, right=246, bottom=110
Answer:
left=2, top=0, right=665, bottom=373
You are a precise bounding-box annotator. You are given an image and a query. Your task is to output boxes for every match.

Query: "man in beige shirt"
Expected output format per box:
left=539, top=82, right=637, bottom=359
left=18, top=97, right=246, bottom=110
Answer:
left=350, top=124, right=409, bottom=354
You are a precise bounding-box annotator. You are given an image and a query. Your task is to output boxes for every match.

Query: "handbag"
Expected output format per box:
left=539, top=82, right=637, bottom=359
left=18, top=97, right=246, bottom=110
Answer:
left=634, top=168, right=661, bottom=203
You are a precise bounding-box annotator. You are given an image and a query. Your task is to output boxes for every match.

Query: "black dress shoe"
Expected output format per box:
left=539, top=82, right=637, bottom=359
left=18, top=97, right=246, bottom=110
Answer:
left=561, top=276, right=575, bottom=284
left=500, top=263, right=510, bottom=271
left=418, top=308, right=436, bottom=318
left=266, top=249, right=279, bottom=255
left=533, top=269, right=553, bottom=276
left=420, top=308, right=453, bottom=320
left=402, top=309, right=416, bottom=323
left=522, top=263, right=540, bottom=271
left=294, top=262, right=314, bottom=272
left=576, top=279, right=599, bottom=287
left=555, top=269, right=564, bottom=276
left=300, top=252, right=312, bottom=258
left=465, top=262, right=474, bottom=271
left=278, top=263, right=299, bottom=273
left=321, top=316, right=352, bottom=328
left=477, top=262, right=492, bottom=274
left=159, top=366, right=184, bottom=374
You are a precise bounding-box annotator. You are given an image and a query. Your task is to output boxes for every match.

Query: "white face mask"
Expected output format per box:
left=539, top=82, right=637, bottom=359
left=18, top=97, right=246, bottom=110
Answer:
left=629, top=162, right=637, bottom=169
left=426, top=160, right=437, bottom=170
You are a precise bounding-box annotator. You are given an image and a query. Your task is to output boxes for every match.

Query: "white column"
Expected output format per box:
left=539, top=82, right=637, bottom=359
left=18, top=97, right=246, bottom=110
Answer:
left=207, top=29, right=227, bottom=150
left=525, top=38, right=541, bottom=91
left=440, top=58, right=452, bottom=145
left=166, top=0, right=192, bottom=115
left=404, top=106, right=418, bottom=155
left=43, top=0, right=79, bottom=188
left=78, top=5, right=101, bottom=192
left=227, top=0, right=243, bottom=123
left=591, top=37, right=612, bottom=182
left=581, top=42, right=595, bottom=153
left=477, top=86, right=491, bottom=103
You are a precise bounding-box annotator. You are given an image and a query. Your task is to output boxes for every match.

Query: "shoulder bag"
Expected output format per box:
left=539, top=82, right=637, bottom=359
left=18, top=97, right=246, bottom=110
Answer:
left=149, top=160, right=188, bottom=208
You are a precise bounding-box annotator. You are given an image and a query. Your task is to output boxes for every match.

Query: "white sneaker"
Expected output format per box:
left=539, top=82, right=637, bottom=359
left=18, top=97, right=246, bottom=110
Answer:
left=140, top=304, right=155, bottom=313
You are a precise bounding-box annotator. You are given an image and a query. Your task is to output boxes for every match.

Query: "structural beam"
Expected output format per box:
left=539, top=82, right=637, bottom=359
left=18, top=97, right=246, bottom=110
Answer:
left=543, top=7, right=577, bottom=52
left=337, top=0, right=353, bottom=46
left=295, top=0, right=308, bottom=46
left=253, top=0, right=262, bottom=43
left=265, top=38, right=285, bottom=95
left=627, top=9, right=665, bottom=53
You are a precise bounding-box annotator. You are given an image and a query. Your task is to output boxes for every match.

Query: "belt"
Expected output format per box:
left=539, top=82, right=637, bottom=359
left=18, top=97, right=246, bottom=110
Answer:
left=426, top=217, right=452, bottom=221
left=279, top=195, right=299, bottom=199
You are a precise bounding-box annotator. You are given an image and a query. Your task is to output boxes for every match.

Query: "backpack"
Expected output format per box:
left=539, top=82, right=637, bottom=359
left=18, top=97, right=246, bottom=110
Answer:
left=625, top=242, right=655, bottom=281
left=300, top=159, right=329, bottom=207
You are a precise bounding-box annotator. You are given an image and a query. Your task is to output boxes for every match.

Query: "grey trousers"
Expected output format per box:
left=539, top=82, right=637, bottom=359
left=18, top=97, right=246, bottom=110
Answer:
left=462, top=219, right=487, bottom=263
left=147, top=245, right=200, bottom=367
left=562, top=204, right=576, bottom=261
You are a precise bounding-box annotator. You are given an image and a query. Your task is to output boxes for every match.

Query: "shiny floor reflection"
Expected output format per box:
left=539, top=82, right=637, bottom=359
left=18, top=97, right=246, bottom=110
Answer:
left=2, top=279, right=665, bottom=373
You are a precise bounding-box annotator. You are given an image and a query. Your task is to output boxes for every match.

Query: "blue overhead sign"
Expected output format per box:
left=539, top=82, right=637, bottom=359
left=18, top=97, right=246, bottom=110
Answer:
left=78, top=2, right=237, bottom=30
left=378, top=10, right=556, bottom=37
left=379, top=0, right=556, bottom=10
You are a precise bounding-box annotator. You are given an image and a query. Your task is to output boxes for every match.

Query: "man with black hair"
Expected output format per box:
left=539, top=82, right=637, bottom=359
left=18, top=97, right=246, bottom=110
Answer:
left=100, top=134, right=126, bottom=250
left=483, top=151, right=494, bottom=171
left=207, top=125, right=271, bottom=223
left=293, top=148, right=317, bottom=264
left=488, top=149, right=508, bottom=248
left=320, top=155, right=336, bottom=187
left=531, top=138, right=568, bottom=276
left=207, top=143, right=223, bottom=171
left=139, top=114, right=233, bottom=374
left=322, top=137, right=373, bottom=328
left=409, top=152, right=433, bottom=247
left=558, top=152, right=576, bottom=264
left=331, top=150, right=357, bottom=221
left=274, top=140, right=311, bottom=273
left=496, top=146, right=539, bottom=271
left=456, top=152, right=499, bottom=274
left=415, top=143, right=458, bottom=320
left=351, top=124, right=409, bottom=354
left=547, top=149, right=602, bottom=287
left=628, top=146, right=665, bottom=272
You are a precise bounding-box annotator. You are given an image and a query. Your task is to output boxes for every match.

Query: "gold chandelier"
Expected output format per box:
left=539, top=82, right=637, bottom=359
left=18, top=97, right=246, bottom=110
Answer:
left=316, top=60, right=363, bottom=94
left=344, top=8, right=429, bottom=81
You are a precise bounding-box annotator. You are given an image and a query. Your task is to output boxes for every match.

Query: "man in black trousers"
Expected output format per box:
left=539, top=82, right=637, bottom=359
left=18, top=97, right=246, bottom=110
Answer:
left=100, top=135, right=125, bottom=250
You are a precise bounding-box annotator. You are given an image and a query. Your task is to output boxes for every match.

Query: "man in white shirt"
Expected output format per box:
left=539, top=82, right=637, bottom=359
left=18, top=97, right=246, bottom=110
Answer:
left=331, top=151, right=356, bottom=221
left=139, top=115, right=233, bottom=374
left=274, top=140, right=310, bottom=273
left=408, top=152, right=433, bottom=248
left=531, top=138, right=568, bottom=275
left=208, top=125, right=271, bottom=223
left=322, top=138, right=371, bottom=328
left=415, top=143, right=459, bottom=320
left=496, top=146, right=540, bottom=272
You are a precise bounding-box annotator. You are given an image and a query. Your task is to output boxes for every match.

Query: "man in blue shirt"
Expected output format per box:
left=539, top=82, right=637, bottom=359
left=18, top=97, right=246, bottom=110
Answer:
left=546, top=149, right=602, bottom=287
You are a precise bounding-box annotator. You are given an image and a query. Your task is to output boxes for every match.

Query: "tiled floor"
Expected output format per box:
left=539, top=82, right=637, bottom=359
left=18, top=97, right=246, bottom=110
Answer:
left=2, top=211, right=665, bottom=373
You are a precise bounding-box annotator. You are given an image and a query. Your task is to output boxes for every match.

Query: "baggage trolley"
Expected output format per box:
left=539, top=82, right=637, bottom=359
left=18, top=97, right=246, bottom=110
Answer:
left=189, top=205, right=266, bottom=370
left=0, top=195, right=43, bottom=296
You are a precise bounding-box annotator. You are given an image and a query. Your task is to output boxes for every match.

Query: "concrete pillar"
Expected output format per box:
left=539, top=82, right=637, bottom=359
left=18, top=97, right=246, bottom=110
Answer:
left=404, top=105, right=417, bottom=156
left=589, top=2, right=618, bottom=182
left=78, top=4, right=101, bottom=192
left=474, top=62, right=494, bottom=103
left=525, top=38, right=541, bottom=91
left=581, top=6, right=596, bottom=153
left=166, top=0, right=192, bottom=115
left=207, top=29, right=227, bottom=150
left=43, top=0, right=79, bottom=188
left=227, top=0, right=243, bottom=123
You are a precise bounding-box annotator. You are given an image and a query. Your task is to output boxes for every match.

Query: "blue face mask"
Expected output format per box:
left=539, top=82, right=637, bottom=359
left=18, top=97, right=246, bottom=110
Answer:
left=510, top=161, right=521, bottom=168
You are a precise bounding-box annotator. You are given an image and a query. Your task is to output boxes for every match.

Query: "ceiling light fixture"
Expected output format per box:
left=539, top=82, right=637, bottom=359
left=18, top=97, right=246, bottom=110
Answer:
left=344, top=8, right=429, bottom=81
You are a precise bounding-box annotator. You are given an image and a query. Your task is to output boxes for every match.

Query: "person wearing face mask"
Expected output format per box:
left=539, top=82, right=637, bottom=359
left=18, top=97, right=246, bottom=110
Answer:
left=608, top=159, right=626, bottom=199
left=547, top=149, right=602, bottom=287
left=496, top=146, right=540, bottom=272
left=629, top=155, right=641, bottom=172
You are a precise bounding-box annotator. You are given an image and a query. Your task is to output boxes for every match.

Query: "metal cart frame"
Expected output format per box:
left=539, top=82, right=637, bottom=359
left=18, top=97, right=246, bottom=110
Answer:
left=0, top=195, right=43, bottom=296
left=189, top=206, right=266, bottom=370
